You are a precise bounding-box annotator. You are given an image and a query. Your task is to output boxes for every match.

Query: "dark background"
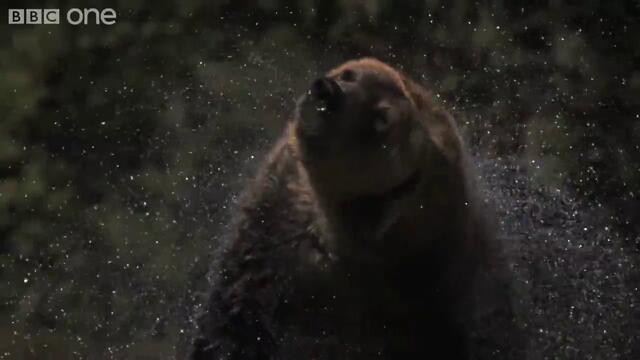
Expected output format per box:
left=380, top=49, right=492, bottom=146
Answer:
left=1, top=0, right=639, bottom=358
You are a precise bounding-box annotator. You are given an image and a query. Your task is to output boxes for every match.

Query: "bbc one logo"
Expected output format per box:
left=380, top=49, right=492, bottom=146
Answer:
left=8, top=8, right=117, bottom=25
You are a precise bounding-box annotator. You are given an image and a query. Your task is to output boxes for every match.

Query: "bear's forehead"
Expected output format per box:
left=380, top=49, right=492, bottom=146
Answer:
left=327, top=58, right=406, bottom=91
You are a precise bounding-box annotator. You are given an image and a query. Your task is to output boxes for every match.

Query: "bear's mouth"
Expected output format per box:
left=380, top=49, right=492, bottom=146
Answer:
left=386, top=169, right=422, bottom=198
left=351, top=169, right=422, bottom=205
left=295, top=97, right=342, bottom=141
left=337, top=169, right=422, bottom=241
left=305, top=94, right=339, bottom=120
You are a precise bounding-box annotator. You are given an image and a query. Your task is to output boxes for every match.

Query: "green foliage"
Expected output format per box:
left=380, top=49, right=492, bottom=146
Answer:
left=0, top=0, right=638, bottom=358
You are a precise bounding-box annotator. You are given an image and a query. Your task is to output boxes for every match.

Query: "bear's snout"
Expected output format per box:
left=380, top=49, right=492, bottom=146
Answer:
left=309, top=77, right=343, bottom=111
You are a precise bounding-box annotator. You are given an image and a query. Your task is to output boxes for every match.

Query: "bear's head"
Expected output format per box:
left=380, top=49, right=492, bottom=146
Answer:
left=293, top=58, right=460, bottom=200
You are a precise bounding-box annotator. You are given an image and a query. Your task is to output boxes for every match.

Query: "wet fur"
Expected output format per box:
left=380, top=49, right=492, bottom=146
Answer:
left=191, top=59, right=520, bottom=359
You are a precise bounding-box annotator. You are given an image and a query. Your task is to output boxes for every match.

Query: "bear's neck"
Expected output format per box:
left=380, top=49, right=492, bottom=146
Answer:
left=300, top=165, right=423, bottom=263
left=297, top=153, right=472, bottom=268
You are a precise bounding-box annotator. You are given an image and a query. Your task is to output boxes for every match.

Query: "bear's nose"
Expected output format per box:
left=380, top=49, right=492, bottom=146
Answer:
left=309, top=77, right=343, bottom=108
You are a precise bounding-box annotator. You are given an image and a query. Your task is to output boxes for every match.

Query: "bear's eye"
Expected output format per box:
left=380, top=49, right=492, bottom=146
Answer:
left=340, top=69, right=357, bottom=82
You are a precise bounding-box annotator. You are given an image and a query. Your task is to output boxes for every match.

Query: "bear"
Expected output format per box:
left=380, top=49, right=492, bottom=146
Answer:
left=191, top=58, right=519, bottom=359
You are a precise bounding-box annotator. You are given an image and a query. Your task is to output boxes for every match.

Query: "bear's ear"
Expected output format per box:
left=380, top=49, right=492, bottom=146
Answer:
left=399, top=73, right=433, bottom=111
left=400, top=74, right=463, bottom=163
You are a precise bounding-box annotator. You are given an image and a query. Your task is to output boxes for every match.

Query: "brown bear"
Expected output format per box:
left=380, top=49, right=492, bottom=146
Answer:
left=191, top=58, right=518, bottom=359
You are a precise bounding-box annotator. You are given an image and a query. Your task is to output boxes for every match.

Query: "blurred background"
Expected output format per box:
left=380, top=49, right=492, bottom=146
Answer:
left=1, top=0, right=638, bottom=358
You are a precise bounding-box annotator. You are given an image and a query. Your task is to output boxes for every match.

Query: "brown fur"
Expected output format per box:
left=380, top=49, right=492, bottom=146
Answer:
left=191, top=58, right=519, bottom=359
